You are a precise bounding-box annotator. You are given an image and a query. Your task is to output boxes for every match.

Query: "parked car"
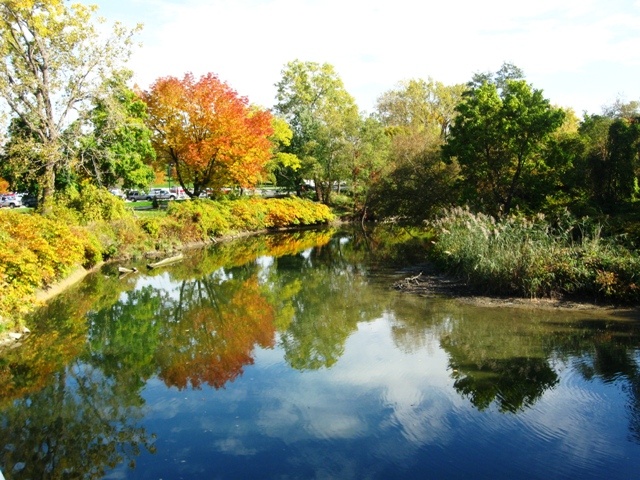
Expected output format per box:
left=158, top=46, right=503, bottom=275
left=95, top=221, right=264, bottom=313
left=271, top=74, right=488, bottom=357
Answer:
left=169, top=187, right=187, bottom=200
left=126, top=190, right=150, bottom=202
left=0, top=194, right=23, bottom=208
left=108, top=188, right=126, bottom=199
left=21, top=194, right=38, bottom=208
left=148, top=188, right=176, bottom=200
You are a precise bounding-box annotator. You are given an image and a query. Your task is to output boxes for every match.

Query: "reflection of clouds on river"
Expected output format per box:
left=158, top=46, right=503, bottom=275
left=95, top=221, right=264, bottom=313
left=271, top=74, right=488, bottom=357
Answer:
left=254, top=315, right=463, bottom=457
left=259, top=385, right=368, bottom=441
left=127, top=271, right=183, bottom=302
left=334, top=315, right=463, bottom=450
left=214, top=437, right=258, bottom=456
left=143, top=377, right=249, bottom=421
left=256, top=255, right=274, bottom=284
left=128, top=267, right=238, bottom=303
left=130, top=305, right=640, bottom=479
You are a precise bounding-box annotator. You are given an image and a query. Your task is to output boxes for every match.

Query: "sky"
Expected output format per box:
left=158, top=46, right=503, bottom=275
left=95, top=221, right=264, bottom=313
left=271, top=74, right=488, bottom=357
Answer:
left=91, top=0, right=640, bottom=115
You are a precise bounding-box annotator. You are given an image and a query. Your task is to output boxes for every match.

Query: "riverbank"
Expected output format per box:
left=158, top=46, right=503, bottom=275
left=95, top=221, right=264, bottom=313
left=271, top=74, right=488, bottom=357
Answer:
left=427, top=207, right=640, bottom=305
left=393, top=266, right=640, bottom=318
left=0, top=195, right=336, bottom=345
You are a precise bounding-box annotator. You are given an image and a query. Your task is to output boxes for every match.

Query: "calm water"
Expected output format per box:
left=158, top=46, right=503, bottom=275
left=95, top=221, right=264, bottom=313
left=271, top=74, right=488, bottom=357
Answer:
left=2, top=227, right=640, bottom=479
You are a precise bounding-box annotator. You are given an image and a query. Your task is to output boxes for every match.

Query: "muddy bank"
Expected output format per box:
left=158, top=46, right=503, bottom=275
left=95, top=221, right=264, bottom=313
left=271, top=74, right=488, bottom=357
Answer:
left=393, top=268, right=640, bottom=318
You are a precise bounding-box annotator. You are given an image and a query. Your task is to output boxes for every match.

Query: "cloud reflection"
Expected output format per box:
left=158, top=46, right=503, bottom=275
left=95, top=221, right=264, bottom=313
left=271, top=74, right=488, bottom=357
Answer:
left=255, top=315, right=463, bottom=457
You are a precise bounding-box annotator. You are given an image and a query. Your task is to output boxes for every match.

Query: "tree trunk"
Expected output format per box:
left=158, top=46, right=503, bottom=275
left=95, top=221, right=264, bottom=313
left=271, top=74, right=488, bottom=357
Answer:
left=38, top=161, right=56, bottom=214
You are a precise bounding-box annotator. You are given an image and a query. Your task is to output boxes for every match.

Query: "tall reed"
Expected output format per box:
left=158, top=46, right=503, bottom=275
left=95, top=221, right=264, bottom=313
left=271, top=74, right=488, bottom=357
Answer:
left=428, top=207, right=640, bottom=302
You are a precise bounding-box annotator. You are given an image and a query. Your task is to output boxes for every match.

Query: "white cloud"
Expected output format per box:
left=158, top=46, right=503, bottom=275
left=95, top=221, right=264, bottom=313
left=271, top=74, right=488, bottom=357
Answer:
left=95, top=0, right=640, bottom=114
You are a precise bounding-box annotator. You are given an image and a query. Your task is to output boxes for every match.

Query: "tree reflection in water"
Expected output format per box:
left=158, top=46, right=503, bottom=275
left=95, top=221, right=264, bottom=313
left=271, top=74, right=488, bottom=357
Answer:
left=2, top=226, right=640, bottom=479
left=392, top=297, right=640, bottom=429
left=1, top=365, right=154, bottom=479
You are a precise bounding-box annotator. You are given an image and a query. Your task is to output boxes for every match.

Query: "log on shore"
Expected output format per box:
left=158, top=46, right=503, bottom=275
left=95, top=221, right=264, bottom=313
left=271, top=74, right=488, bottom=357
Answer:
left=147, top=253, right=184, bottom=269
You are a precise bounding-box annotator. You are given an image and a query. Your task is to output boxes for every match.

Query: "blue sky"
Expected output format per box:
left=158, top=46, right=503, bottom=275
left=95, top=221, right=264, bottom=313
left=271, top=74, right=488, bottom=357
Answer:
left=92, top=0, right=640, bottom=115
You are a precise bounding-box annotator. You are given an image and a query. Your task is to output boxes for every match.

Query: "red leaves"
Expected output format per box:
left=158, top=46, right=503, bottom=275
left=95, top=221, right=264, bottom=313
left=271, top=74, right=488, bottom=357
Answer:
left=142, top=72, right=274, bottom=190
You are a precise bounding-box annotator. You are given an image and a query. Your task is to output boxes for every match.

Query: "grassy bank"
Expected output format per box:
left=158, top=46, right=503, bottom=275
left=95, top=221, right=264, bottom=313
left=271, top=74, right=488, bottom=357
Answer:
left=0, top=186, right=334, bottom=333
left=428, top=207, right=640, bottom=303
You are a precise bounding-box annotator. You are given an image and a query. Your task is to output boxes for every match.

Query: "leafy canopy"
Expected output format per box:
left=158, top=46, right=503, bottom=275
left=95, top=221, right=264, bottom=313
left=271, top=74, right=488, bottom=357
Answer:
left=274, top=60, right=360, bottom=204
left=142, top=72, right=274, bottom=197
left=77, top=75, right=156, bottom=191
left=444, top=73, right=565, bottom=216
left=0, top=0, right=140, bottom=207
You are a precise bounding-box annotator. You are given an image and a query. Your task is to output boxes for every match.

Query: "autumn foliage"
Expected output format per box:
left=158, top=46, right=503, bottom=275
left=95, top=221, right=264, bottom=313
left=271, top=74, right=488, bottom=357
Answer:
left=166, top=197, right=334, bottom=242
left=142, top=73, right=274, bottom=196
left=0, top=210, right=101, bottom=322
left=0, top=194, right=333, bottom=331
left=157, top=277, right=276, bottom=390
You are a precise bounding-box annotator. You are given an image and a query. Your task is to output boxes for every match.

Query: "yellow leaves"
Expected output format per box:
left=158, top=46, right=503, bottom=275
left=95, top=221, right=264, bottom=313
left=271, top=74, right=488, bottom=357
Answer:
left=275, top=152, right=302, bottom=171
left=595, top=270, right=618, bottom=296
left=0, top=209, right=91, bottom=321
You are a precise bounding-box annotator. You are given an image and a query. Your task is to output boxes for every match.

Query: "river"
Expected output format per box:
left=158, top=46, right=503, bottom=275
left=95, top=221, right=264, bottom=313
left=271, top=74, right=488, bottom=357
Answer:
left=1, top=226, right=639, bottom=479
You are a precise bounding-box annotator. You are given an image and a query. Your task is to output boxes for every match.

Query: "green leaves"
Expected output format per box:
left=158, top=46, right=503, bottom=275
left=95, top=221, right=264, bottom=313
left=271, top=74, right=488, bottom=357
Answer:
left=0, top=0, right=141, bottom=206
left=274, top=60, right=360, bottom=204
left=444, top=75, right=565, bottom=215
left=78, top=76, right=156, bottom=190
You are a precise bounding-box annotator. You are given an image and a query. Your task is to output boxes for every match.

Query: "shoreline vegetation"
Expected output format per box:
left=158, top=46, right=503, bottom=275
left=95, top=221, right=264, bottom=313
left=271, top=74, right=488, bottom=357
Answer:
left=412, top=206, right=640, bottom=308
left=0, top=187, right=334, bottom=340
left=3, top=191, right=640, bottom=349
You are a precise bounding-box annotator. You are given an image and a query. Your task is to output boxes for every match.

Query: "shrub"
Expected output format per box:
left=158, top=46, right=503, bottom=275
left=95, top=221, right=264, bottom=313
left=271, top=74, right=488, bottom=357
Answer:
left=264, top=197, right=334, bottom=228
left=140, top=217, right=161, bottom=238
left=54, top=182, right=132, bottom=224
left=166, top=197, right=333, bottom=240
left=229, top=198, right=269, bottom=231
left=167, top=199, right=232, bottom=241
left=0, top=210, right=94, bottom=322
left=0, top=195, right=334, bottom=330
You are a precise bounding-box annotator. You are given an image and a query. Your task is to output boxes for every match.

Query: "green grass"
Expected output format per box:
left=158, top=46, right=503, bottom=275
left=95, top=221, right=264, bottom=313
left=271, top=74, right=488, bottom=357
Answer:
left=133, top=209, right=167, bottom=218
left=128, top=200, right=154, bottom=209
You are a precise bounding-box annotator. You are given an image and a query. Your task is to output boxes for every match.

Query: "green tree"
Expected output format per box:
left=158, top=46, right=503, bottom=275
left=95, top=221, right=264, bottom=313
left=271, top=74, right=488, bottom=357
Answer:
left=266, top=115, right=302, bottom=191
left=577, top=100, right=640, bottom=211
left=377, top=78, right=465, bottom=140
left=76, top=75, right=156, bottom=191
left=0, top=0, right=140, bottom=210
left=602, top=98, right=640, bottom=119
left=369, top=78, right=464, bottom=221
left=444, top=76, right=565, bottom=215
left=468, top=62, right=525, bottom=91
left=349, top=114, right=391, bottom=220
left=0, top=116, right=42, bottom=193
left=274, top=60, right=360, bottom=204
left=593, top=118, right=640, bottom=208
left=540, top=109, right=590, bottom=213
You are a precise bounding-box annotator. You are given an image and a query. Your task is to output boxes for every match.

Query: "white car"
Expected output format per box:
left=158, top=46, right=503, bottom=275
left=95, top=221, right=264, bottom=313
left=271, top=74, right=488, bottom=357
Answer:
left=148, top=188, right=176, bottom=200
left=0, top=194, right=23, bottom=208
left=108, top=188, right=126, bottom=199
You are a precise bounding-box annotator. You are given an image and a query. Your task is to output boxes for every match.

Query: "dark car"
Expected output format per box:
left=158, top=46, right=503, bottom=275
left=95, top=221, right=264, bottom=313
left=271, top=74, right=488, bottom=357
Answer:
left=21, top=195, right=38, bottom=208
left=126, top=190, right=150, bottom=201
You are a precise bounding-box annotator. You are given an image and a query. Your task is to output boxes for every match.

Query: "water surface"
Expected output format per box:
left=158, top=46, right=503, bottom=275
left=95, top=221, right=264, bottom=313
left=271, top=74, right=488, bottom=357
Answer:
left=1, top=227, right=640, bottom=479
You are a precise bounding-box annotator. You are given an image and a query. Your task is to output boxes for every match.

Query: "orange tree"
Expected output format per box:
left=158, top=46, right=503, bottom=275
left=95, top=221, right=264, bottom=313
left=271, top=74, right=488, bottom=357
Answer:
left=142, top=72, right=274, bottom=197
